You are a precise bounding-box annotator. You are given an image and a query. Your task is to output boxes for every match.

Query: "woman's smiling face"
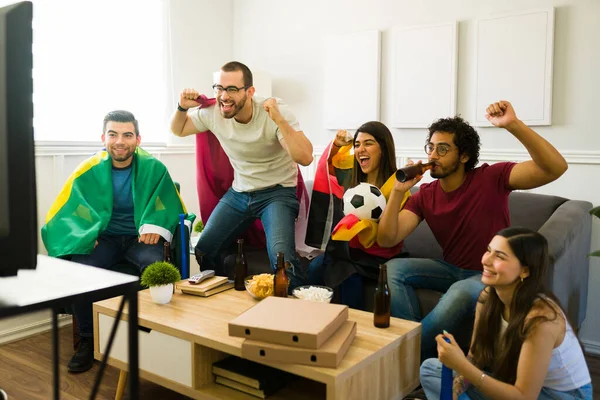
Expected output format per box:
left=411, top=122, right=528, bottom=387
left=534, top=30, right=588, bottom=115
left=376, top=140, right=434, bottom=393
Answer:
left=354, top=132, right=382, bottom=176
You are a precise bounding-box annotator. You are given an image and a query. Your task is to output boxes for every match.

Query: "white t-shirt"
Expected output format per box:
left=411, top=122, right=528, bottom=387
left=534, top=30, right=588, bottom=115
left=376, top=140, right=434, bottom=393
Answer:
left=189, top=96, right=299, bottom=192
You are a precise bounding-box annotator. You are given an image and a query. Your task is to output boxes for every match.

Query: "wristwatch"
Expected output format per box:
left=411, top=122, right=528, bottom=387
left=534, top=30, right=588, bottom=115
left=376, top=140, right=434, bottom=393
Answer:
left=177, top=103, right=188, bottom=112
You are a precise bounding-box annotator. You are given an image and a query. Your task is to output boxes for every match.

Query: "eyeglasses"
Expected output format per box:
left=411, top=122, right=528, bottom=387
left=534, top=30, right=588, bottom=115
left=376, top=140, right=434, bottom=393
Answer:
left=424, top=143, right=453, bottom=157
left=212, top=84, right=250, bottom=95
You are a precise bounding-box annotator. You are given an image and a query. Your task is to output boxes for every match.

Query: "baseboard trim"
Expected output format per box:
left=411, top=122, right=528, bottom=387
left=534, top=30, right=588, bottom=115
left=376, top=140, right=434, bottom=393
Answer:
left=0, top=315, right=73, bottom=345
left=582, top=339, right=600, bottom=356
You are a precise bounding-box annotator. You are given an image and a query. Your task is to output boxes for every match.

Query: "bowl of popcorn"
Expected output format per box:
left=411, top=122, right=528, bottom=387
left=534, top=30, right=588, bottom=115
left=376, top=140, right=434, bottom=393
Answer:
left=293, top=285, right=334, bottom=303
left=245, top=273, right=274, bottom=300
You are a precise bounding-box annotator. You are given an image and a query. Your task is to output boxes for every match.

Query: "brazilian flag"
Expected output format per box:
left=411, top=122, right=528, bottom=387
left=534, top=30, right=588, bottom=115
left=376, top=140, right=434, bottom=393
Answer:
left=42, top=147, right=189, bottom=258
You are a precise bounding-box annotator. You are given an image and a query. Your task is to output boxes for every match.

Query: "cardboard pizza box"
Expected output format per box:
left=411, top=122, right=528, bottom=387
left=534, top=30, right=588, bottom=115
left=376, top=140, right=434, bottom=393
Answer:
left=241, top=320, right=356, bottom=368
left=228, top=296, right=348, bottom=349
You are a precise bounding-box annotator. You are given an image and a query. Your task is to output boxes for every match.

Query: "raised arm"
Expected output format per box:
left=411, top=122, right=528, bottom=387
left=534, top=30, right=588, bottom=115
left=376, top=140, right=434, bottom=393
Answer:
left=263, top=98, right=313, bottom=166
left=170, top=88, right=203, bottom=137
left=377, top=177, right=421, bottom=247
left=485, top=101, right=568, bottom=190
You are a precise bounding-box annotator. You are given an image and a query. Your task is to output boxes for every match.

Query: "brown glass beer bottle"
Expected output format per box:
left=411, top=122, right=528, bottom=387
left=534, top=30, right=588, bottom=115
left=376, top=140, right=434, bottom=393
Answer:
left=395, top=162, right=435, bottom=182
left=373, top=264, right=391, bottom=328
left=163, top=241, right=173, bottom=264
left=274, top=252, right=289, bottom=297
left=234, top=239, right=248, bottom=291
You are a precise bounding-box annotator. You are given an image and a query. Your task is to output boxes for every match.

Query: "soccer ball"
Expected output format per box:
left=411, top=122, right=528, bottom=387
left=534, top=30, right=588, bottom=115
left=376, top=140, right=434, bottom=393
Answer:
left=343, top=183, right=387, bottom=221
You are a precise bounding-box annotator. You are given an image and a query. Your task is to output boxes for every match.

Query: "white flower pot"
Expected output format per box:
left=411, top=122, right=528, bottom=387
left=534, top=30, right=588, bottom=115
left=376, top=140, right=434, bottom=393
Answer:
left=149, top=284, right=173, bottom=304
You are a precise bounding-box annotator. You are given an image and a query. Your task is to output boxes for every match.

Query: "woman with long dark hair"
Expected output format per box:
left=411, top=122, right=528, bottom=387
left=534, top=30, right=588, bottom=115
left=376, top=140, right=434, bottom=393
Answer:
left=307, top=121, right=408, bottom=309
left=420, top=227, right=592, bottom=399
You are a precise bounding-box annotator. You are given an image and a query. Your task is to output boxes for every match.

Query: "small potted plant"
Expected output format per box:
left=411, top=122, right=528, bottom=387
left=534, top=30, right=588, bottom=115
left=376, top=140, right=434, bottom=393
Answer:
left=191, top=220, right=204, bottom=249
left=141, top=261, right=181, bottom=304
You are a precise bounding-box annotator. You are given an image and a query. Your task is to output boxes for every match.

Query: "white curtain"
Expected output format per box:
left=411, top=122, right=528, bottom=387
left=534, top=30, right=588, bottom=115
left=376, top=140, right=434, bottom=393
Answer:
left=30, top=0, right=170, bottom=143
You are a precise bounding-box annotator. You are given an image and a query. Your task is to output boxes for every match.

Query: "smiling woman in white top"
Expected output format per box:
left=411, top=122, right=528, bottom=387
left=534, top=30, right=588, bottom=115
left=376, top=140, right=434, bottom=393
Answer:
left=420, top=226, right=592, bottom=400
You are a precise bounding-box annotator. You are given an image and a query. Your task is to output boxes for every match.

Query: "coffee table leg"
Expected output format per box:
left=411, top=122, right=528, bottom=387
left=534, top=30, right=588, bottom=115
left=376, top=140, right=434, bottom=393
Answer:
left=115, top=370, right=128, bottom=400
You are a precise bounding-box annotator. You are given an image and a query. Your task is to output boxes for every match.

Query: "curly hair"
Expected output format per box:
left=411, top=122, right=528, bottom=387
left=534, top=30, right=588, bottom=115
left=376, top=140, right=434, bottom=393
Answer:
left=427, top=116, right=480, bottom=171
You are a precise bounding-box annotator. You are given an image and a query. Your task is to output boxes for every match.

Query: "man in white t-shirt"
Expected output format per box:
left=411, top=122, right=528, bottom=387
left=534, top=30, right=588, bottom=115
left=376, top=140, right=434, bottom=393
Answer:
left=170, top=61, right=313, bottom=290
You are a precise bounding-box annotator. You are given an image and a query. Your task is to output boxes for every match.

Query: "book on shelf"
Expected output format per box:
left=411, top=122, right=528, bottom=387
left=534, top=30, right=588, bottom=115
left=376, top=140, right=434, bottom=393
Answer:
left=212, top=356, right=291, bottom=391
left=215, top=376, right=277, bottom=399
left=176, top=277, right=234, bottom=297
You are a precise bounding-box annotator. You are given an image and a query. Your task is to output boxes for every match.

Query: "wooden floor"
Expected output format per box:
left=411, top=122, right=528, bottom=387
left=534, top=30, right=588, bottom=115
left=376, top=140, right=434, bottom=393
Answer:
left=0, top=326, right=598, bottom=399
left=0, top=326, right=189, bottom=399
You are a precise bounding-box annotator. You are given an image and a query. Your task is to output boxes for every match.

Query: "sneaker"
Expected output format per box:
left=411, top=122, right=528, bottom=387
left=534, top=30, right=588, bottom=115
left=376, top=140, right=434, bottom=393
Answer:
left=67, top=336, right=94, bottom=373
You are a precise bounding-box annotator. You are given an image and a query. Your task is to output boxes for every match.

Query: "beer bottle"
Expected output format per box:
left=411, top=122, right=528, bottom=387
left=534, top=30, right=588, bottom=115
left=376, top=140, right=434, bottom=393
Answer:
left=395, top=162, right=435, bottom=182
left=273, top=252, right=289, bottom=297
left=163, top=241, right=173, bottom=264
left=373, top=264, right=391, bottom=328
left=234, top=239, right=248, bottom=291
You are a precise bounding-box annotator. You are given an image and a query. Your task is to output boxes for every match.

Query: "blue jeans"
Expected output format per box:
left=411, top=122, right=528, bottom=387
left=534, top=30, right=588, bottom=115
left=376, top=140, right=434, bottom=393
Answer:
left=195, top=185, right=305, bottom=291
left=421, top=358, right=593, bottom=400
left=308, top=254, right=365, bottom=310
left=70, top=234, right=164, bottom=337
left=385, top=258, right=484, bottom=361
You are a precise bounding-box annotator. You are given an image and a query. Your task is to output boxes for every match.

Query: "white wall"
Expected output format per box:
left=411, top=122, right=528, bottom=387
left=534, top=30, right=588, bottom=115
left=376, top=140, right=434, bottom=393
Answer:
left=230, top=0, right=600, bottom=351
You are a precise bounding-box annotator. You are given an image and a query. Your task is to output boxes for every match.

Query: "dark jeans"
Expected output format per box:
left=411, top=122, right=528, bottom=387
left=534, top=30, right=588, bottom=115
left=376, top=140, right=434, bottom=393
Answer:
left=70, top=234, right=164, bottom=337
left=308, top=253, right=365, bottom=310
left=195, top=185, right=305, bottom=290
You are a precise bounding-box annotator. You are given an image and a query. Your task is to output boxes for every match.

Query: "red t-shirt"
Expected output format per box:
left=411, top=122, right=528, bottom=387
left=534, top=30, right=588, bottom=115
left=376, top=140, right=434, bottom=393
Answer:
left=404, top=162, right=516, bottom=271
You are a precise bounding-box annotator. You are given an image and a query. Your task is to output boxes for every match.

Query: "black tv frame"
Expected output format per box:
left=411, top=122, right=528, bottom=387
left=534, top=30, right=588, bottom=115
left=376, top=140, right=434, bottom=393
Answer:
left=0, top=1, right=37, bottom=277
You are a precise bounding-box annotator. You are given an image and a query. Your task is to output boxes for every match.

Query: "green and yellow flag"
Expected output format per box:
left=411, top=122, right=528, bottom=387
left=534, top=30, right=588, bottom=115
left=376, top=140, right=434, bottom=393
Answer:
left=42, top=147, right=188, bottom=258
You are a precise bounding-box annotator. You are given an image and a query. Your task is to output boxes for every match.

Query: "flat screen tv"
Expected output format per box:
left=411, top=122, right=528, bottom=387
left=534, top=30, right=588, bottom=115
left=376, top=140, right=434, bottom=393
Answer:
left=0, top=1, right=37, bottom=277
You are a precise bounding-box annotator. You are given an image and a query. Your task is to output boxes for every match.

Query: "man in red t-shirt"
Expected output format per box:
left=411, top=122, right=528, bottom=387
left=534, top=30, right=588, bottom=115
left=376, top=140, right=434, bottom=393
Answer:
left=377, top=101, right=567, bottom=361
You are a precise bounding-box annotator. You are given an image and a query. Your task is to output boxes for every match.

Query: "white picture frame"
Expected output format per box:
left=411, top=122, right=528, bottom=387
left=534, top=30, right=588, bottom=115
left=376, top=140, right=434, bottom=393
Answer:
left=323, top=30, right=381, bottom=130
left=391, top=22, right=458, bottom=128
left=474, top=8, right=555, bottom=126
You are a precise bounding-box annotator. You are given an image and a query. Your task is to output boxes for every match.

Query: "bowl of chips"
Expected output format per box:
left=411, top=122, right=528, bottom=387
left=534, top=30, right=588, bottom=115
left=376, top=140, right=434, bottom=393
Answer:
left=245, top=273, right=274, bottom=300
left=293, top=285, right=334, bottom=303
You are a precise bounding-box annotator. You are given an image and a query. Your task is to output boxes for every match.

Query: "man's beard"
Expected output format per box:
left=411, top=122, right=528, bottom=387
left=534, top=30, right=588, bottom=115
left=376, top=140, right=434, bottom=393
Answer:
left=110, top=147, right=135, bottom=162
left=220, top=95, right=247, bottom=119
left=430, top=160, right=460, bottom=179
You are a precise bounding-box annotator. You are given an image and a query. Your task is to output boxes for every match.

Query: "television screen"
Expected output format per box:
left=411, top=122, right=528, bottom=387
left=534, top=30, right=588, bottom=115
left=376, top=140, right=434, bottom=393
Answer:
left=0, top=1, right=37, bottom=277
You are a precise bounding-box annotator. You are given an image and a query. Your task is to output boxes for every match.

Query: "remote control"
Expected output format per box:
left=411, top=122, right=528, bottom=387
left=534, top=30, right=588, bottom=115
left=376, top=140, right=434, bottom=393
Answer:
left=188, top=270, right=215, bottom=284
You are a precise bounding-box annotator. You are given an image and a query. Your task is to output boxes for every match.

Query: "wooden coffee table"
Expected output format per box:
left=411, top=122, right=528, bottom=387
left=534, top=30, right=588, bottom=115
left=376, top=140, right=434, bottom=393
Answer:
left=93, top=285, right=421, bottom=400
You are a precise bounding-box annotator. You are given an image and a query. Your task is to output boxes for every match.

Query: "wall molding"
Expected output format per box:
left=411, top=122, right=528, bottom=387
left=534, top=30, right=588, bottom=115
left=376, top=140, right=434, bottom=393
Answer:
left=312, top=146, right=600, bottom=166
left=35, top=141, right=195, bottom=156
left=0, top=315, right=72, bottom=345
left=582, top=339, right=600, bottom=356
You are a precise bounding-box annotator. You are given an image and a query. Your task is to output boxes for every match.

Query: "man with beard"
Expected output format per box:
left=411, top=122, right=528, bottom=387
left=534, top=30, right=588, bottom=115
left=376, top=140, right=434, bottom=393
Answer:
left=170, top=61, right=313, bottom=289
left=42, top=110, right=188, bottom=372
left=376, top=101, right=567, bottom=362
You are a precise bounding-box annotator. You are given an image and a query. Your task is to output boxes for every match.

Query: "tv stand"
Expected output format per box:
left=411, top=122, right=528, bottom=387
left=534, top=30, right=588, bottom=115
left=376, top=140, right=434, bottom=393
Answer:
left=0, top=255, right=141, bottom=400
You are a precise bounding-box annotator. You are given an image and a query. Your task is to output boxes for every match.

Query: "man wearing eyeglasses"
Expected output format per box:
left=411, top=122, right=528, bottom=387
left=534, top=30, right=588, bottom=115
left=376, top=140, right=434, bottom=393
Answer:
left=169, top=61, right=313, bottom=290
left=377, top=101, right=567, bottom=362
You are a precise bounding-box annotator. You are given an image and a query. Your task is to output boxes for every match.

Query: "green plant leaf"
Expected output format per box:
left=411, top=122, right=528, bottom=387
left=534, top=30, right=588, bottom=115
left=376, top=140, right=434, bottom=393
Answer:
left=588, top=250, right=600, bottom=258
left=590, top=205, right=600, bottom=219
left=194, top=220, right=204, bottom=233
left=140, top=261, right=181, bottom=287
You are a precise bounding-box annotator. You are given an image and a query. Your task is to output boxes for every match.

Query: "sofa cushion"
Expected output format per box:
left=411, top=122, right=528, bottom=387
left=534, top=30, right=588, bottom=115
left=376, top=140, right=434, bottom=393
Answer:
left=509, top=192, right=568, bottom=231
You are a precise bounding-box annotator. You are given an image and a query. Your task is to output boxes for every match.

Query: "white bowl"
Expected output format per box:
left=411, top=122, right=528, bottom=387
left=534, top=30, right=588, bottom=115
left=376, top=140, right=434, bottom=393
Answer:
left=293, top=285, right=334, bottom=303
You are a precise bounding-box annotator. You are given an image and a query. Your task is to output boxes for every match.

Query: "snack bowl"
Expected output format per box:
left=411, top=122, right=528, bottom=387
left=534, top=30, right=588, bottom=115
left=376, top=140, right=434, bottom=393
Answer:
left=293, top=285, right=334, bottom=303
left=244, top=273, right=274, bottom=300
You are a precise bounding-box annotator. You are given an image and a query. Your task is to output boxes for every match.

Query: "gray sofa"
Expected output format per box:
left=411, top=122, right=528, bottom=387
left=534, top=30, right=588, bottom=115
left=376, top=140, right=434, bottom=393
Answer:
left=235, top=186, right=592, bottom=331
left=363, top=190, right=593, bottom=331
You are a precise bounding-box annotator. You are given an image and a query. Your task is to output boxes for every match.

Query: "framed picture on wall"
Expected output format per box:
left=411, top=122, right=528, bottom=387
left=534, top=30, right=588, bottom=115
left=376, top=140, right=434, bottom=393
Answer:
left=473, top=8, right=555, bottom=126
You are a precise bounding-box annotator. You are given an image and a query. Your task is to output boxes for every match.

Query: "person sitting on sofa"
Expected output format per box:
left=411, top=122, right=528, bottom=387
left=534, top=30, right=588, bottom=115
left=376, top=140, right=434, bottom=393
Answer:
left=42, top=110, right=188, bottom=373
left=307, top=122, right=410, bottom=310
left=377, top=100, right=568, bottom=361
left=170, top=61, right=313, bottom=290
left=420, top=227, right=592, bottom=400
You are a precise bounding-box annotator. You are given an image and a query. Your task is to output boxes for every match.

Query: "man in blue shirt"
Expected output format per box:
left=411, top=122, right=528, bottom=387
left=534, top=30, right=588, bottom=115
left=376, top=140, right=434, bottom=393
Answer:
left=43, top=110, right=185, bottom=373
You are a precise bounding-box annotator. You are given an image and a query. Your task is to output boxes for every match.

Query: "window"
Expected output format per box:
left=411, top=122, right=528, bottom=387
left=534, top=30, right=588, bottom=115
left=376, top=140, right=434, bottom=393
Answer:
left=30, top=0, right=170, bottom=143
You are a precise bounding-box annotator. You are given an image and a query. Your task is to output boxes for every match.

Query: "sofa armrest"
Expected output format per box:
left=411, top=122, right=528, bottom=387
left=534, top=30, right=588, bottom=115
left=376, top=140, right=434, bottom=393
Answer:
left=538, top=199, right=592, bottom=329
